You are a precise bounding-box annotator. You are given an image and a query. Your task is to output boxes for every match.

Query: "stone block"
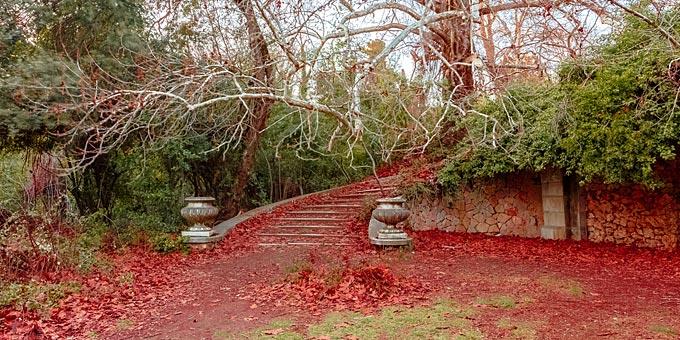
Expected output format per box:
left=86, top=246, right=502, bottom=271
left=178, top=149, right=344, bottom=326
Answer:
left=542, top=196, right=565, bottom=212
left=541, top=225, right=567, bottom=240
left=544, top=211, right=566, bottom=227
left=497, top=213, right=511, bottom=224
left=476, top=224, right=490, bottom=233
left=542, top=181, right=564, bottom=196
left=368, top=218, right=386, bottom=238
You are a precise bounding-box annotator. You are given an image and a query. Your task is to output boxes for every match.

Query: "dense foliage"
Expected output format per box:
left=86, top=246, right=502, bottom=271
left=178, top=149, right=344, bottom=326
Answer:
left=439, top=10, right=680, bottom=190
left=0, top=0, right=376, bottom=274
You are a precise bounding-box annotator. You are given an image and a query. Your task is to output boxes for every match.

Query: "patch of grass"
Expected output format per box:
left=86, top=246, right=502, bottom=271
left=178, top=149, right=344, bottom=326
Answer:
left=649, top=324, right=678, bottom=337
left=116, top=318, right=134, bottom=330
left=118, top=272, right=135, bottom=286
left=149, top=233, right=188, bottom=254
left=538, top=275, right=584, bottom=297
left=476, top=295, right=517, bottom=309
left=214, top=301, right=482, bottom=339
left=214, top=319, right=303, bottom=339
left=283, top=260, right=313, bottom=282
left=0, top=152, right=25, bottom=211
left=497, top=318, right=540, bottom=339
left=307, top=299, right=481, bottom=339
left=0, top=280, right=81, bottom=313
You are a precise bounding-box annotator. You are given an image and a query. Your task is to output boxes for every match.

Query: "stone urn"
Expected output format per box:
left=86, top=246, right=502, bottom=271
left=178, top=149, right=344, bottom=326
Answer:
left=180, top=197, right=219, bottom=237
left=370, top=197, right=412, bottom=246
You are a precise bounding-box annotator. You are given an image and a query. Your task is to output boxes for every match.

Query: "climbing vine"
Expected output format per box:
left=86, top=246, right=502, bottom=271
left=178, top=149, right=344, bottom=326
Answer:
left=439, top=9, right=680, bottom=191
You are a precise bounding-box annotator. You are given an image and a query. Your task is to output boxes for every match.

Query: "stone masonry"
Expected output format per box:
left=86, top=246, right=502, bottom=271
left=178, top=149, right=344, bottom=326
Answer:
left=406, top=169, right=680, bottom=250
left=406, top=172, right=544, bottom=237
left=586, top=183, right=679, bottom=250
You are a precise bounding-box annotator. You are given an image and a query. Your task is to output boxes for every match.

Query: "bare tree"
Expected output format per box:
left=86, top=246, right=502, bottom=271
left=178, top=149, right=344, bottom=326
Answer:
left=11, top=0, right=677, bottom=212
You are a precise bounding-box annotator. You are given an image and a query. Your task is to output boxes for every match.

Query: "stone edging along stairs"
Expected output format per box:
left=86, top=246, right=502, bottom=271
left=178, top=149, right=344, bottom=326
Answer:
left=187, top=176, right=397, bottom=247
left=255, top=179, right=397, bottom=247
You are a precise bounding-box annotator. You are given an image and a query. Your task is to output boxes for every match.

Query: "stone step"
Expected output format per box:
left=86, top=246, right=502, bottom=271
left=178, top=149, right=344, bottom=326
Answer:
left=258, top=242, right=353, bottom=247
left=273, top=217, right=350, bottom=222
left=257, top=233, right=353, bottom=238
left=306, top=204, right=361, bottom=209
left=356, top=187, right=397, bottom=193
left=287, top=211, right=351, bottom=215
left=332, top=194, right=375, bottom=199
left=323, top=200, right=366, bottom=205
left=272, top=225, right=344, bottom=229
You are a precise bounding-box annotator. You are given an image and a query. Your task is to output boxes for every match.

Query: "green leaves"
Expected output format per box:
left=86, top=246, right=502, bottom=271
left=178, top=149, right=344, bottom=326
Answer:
left=440, top=8, right=680, bottom=190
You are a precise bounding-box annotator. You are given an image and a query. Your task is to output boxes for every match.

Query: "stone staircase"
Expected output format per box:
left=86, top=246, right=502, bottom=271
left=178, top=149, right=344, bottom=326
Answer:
left=256, top=181, right=397, bottom=247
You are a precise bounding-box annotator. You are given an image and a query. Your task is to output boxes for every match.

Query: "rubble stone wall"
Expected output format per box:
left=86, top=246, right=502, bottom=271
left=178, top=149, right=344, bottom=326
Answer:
left=406, top=172, right=544, bottom=237
left=407, top=170, right=680, bottom=250
left=585, top=184, right=679, bottom=250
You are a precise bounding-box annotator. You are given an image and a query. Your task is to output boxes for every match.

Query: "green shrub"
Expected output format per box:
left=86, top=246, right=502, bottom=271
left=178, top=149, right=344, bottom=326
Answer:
left=398, top=181, right=436, bottom=201
left=0, top=152, right=25, bottom=212
left=149, top=233, right=187, bottom=254
left=439, top=8, right=680, bottom=192
left=358, top=197, right=379, bottom=223
left=0, top=280, right=81, bottom=312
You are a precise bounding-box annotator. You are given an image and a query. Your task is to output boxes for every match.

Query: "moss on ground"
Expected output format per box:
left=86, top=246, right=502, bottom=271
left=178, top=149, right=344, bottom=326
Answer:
left=476, top=295, right=517, bottom=309
left=538, top=275, right=584, bottom=297
left=649, top=324, right=678, bottom=338
left=0, top=280, right=81, bottom=313
left=214, top=300, right=482, bottom=339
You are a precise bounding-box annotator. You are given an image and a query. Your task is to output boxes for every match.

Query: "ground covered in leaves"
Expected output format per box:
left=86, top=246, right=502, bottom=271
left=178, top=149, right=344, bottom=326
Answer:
left=2, top=176, right=680, bottom=339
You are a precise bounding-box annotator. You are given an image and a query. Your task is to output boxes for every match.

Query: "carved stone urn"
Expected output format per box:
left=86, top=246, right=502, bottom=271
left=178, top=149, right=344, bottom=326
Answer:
left=370, top=197, right=412, bottom=246
left=180, top=197, right=219, bottom=237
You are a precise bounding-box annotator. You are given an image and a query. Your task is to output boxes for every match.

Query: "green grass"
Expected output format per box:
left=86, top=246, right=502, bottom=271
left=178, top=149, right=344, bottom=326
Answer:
left=476, top=295, right=517, bottom=309
left=0, top=280, right=81, bottom=313
left=116, top=318, right=134, bottom=330
left=214, top=319, right=303, bottom=340
left=282, top=259, right=313, bottom=282
left=307, top=300, right=480, bottom=340
left=0, top=152, right=25, bottom=211
left=538, top=275, right=584, bottom=297
left=649, top=324, right=678, bottom=337
left=497, top=318, right=540, bottom=339
left=117, top=272, right=135, bottom=286
left=214, top=300, right=482, bottom=339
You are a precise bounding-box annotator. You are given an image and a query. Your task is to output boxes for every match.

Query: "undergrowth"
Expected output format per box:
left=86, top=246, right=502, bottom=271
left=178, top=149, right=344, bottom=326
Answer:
left=0, top=280, right=81, bottom=313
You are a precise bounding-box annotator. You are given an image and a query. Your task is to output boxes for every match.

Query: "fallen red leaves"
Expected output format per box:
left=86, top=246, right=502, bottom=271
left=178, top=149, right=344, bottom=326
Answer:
left=3, top=174, right=680, bottom=339
left=250, top=261, right=429, bottom=313
left=0, top=178, right=390, bottom=338
left=411, top=229, right=680, bottom=282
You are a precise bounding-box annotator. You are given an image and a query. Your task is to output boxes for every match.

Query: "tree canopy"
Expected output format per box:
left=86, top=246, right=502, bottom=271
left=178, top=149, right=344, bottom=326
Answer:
left=439, top=7, right=680, bottom=189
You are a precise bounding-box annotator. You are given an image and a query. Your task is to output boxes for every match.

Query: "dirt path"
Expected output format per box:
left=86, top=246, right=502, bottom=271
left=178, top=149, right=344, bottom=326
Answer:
left=109, top=241, right=680, bottom=339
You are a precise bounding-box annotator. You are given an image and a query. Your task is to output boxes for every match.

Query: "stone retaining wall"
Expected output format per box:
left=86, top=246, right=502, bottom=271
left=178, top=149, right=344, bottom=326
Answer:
left=406, top=170, right=680, bottom=250
left=585, top=184, right=679, bottom=250
left=406, top=172, right=544, bottom=237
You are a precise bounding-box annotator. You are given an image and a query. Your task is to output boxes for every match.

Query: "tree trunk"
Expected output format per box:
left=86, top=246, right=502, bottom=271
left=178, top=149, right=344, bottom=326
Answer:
left=440, top=0, right=474, bottom=95
left=226, top=0, right=274, bottom=216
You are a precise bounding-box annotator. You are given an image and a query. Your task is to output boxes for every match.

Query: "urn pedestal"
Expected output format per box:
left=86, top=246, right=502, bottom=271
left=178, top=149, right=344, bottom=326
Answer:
left=180, top=197, right=219, bottom=238
left=369, top=197, right=412, bottom=247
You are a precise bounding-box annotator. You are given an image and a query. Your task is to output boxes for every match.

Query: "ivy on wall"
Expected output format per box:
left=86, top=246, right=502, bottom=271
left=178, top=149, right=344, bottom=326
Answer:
left=439, top=10, right=680, bottom=191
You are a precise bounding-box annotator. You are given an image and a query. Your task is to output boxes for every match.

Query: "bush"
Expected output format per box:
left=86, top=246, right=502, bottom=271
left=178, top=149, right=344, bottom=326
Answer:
left=0, top=152, right=25, bottom=212
left=398, top=181, right=436, bottom=201
left=358, top=197, right=378, bottom=223
left=149, top=233, right=187, bottom=254
left=0, top=280, right=81, bottom=312
left=0, top=213, right=65, bottom=280
left=438, top=9, right=680, bottom=191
